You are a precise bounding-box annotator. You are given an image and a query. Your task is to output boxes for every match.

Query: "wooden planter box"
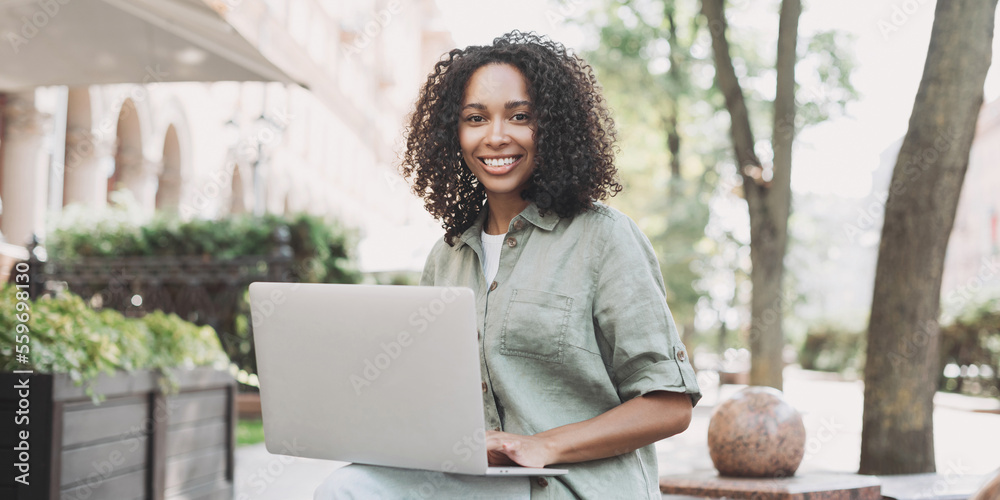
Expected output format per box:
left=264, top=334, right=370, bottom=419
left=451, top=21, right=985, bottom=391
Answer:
left=235, top=393, right=261, bottom=420
left=0, top=367, right=236, bottom=500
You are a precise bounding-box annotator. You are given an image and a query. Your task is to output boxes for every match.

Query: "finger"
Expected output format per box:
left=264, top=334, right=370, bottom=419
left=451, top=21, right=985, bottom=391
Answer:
left=502, top=441, right=520, bottom=455
left=485, top=431, right=509, bottom=446
left=487, top=450, right=516, bottom=466
left=485, top=435, right=505, bottom=449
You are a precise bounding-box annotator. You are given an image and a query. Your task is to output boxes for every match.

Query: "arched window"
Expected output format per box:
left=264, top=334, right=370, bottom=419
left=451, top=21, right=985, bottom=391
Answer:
left=155, top=125, right=182, bottom=213
left=109, top=99, right=143, bottom=205
left=231, top=165, right=248, bottom=215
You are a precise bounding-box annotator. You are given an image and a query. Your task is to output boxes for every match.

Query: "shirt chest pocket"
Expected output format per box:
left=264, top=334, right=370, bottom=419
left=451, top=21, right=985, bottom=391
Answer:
left=499, top=289, right=574, bottom=364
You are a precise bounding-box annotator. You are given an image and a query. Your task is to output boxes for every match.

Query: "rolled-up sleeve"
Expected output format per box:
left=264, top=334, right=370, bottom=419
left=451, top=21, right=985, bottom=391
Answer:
left=592, top=214, right=702, bottom=406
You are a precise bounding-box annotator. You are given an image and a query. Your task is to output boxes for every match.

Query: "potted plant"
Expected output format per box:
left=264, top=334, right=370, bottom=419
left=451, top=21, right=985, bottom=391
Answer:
left=0, top=285, right=236, bottom=500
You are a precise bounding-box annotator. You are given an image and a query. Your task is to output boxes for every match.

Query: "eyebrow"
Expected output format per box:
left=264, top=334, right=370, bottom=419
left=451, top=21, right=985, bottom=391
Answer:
left=461, top=100, right=533, bottom=111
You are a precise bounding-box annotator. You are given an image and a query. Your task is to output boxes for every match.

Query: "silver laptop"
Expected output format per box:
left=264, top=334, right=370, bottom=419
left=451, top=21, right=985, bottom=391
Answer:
left=249, top=282, right=568, bottom=476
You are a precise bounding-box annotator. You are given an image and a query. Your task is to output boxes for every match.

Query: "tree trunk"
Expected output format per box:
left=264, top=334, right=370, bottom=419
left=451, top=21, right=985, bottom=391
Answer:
left=665, top=7, right=682, bottom=197
left=859, top=0, right=997, bottom=475
left=701, top=0, right=800, bottom=390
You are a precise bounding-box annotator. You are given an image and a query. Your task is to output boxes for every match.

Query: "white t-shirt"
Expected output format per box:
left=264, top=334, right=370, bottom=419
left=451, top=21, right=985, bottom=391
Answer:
left=480, top=230, right=506, bottom=284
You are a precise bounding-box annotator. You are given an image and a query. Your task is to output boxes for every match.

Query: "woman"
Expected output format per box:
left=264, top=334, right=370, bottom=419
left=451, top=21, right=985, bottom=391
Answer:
left=316, top=31, right=701, bottom=499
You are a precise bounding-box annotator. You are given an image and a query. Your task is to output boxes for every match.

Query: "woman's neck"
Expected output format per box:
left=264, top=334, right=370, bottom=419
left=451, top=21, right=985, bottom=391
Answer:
left=484, top=194, right=529, bottom=235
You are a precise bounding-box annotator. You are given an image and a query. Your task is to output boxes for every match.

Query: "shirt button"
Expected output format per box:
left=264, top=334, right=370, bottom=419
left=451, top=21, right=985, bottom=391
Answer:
left=506, top=237, right=517, bottom=248
left=513, top=220, right=525, bottom=231
left=477, top=329, right=481, bottom=340
left=677, top=350, right=687, bottom=361
left=489, top=281, right=498, bottom=291
left=482, top=381, right=488, bottom=393
left=536, top=477, right=549, bottom=487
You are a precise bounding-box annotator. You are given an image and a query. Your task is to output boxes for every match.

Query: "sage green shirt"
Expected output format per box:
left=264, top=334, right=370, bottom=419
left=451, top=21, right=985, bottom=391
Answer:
left=420, top=201, right=702, bottom=499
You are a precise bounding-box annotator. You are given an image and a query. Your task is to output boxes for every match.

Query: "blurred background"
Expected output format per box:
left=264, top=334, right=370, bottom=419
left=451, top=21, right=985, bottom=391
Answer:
left=1, top=0, right=998, bottom=499
left=2, top=0, right=994, bottom=393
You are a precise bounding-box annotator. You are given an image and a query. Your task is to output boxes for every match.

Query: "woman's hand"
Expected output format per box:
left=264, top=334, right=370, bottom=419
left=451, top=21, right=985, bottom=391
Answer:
left=485, top=430, right=556, bottom=468
left=487, top=391, right=692, bottom=467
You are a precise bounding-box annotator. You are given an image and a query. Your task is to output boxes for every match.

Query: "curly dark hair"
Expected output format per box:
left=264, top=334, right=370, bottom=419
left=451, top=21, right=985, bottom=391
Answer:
left=400, top=31, right=621, bottom=245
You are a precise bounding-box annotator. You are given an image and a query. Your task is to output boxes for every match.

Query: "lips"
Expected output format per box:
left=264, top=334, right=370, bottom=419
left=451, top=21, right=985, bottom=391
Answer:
left=476, top=155, right=523, bottom=175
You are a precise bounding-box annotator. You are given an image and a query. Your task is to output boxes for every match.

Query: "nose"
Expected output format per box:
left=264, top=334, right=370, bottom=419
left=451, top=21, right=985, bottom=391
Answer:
left=485, top=119, right=510, bottom=148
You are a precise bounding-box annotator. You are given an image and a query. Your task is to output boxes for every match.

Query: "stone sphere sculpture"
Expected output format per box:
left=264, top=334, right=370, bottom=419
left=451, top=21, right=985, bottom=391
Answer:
left=707, top=386, right=806, bottom=477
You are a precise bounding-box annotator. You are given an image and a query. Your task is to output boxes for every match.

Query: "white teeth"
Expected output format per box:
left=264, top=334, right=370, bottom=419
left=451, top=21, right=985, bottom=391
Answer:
left=484, top=157, right=517, bottom=167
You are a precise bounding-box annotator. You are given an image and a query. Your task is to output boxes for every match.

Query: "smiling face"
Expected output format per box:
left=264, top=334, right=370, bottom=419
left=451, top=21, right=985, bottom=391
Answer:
left=459, top=63, right=538, bottom=207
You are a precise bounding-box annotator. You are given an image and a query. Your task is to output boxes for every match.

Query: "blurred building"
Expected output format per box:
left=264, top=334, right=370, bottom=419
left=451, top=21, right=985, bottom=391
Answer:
left=0, top=0, right=454, bottom=280
left=872, top=99, right=1000, bottom=312
left=794, top=97, right=1000, bottom=330
left=942, top=97, right=1000, bottom=309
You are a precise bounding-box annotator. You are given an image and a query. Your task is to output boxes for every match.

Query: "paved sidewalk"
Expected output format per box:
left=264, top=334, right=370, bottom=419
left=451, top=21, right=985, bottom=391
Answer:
left=235, top=368, right=1000, bottom=499
left=234, top=443, right=346, bottom=500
